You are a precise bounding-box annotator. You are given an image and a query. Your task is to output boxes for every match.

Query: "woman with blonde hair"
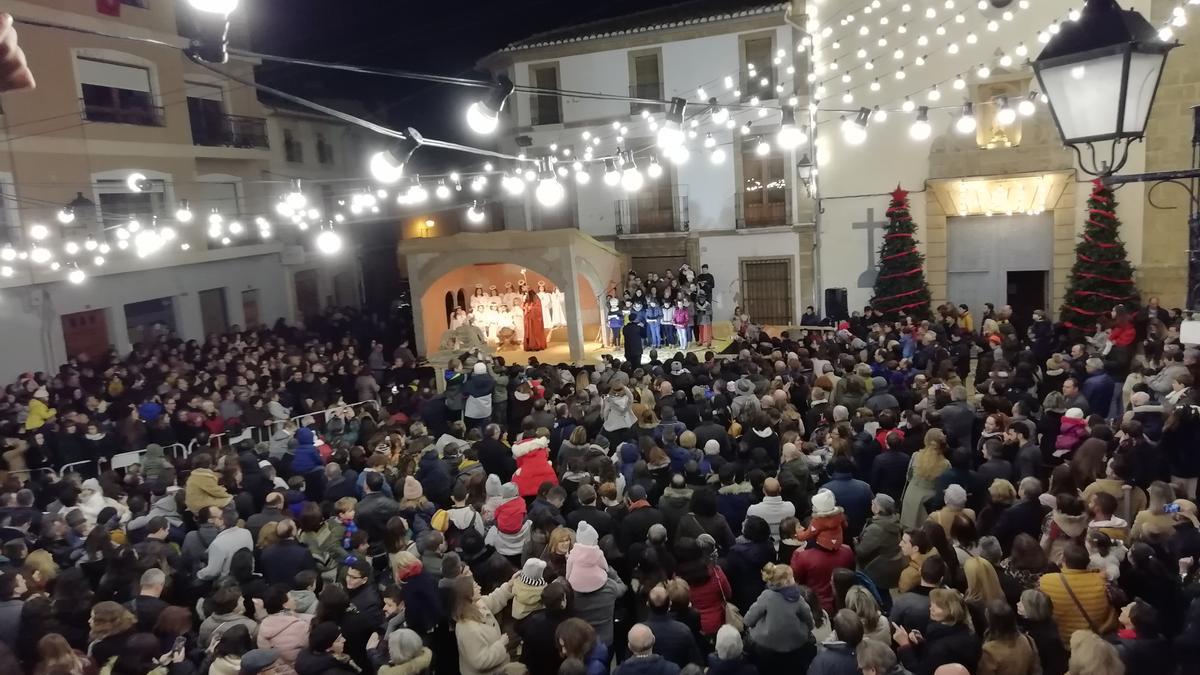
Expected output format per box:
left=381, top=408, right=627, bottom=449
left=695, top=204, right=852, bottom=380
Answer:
left=744, top=562, right=817, bottom=673
left=1068, top=630, right=1125, bottom=675
left=1132, top=481, right=1177, bottom=540
left=844, top=585, right=890, bottom=644
left=901, top=429, right=952, bottom=528
left=893, top=588, right=981, bottom=674
left=33, top=633, right=90, bottom=675
left=450, top=574, right=518, bottom=675
left=542, top=526, right=575, bottom=580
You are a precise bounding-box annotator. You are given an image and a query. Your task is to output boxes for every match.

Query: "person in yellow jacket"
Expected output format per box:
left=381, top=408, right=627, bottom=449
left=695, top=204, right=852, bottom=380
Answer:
left=185, top=452, right=233, bottom=514
left=25, top=387, right=55, bottom=431
left=957, top=304, right=974, bottom=333
left=1038, top=541, right=1116, bottom=644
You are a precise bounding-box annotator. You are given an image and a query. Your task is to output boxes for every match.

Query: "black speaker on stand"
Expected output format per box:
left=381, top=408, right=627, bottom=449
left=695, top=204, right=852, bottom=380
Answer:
left=825, top=288, right=849, bottom=323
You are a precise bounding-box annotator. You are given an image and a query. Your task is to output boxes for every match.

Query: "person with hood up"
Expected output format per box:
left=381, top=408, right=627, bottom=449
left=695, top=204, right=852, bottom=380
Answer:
left=601, top=376, right=637, bottom=443
left=416, top=446, right=452, bottom=508
left=290, top=428, right=323, bottom=475
left=794, top=489, right=848, bottom=551
left=463, top=362, right=496, bottom=431
left=24, top=387, right=55, bottom=431
left=658, top=475, right=694, bottom=535
left=186, top=452, right=233, bottom=514
left=857, top=494, right=905, bottom=591
left=722, top=516, right=775, bottom=612
left=744, top=561, right=817, bottom=672
left=486, top=482, right=531, bottom=562
left=928, top=484, right=975, bottom=539
left=1040, top=494, right=1088, bottom=568
left=512, top=557, right=548, bottom=620
left=512, top=436, right=557, bottom=498
left=1054, top=408, right=1088, bottom=459
left=77, top=478, right=129, bottom=526
left=865, top=377, right=899, bottom=415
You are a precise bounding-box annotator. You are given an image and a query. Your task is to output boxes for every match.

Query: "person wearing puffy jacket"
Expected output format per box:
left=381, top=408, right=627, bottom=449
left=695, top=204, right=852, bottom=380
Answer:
left=512, top=436, right=558, bottom=498
left=24, top=387, right=55, bottom=431
left=257, top=585, right=314, bottom=675
left=290, top=427, right=323, bottom=475
left=1053, top=409, right=1087, bottom=459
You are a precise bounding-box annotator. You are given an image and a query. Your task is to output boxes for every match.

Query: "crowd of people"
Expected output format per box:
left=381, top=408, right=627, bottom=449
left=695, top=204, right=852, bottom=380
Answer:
left=0, top=294, right=1195, bottom=675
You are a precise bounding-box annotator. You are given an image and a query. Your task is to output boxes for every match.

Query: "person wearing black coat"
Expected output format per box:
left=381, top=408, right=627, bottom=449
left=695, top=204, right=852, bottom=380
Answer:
left=259, top=525, right=318, bottom=585
left=720, top=516, right=774, bottom=613
left=870, top=434, right=911, bottom=502
left=458, top=529, right=515, bottom=594
left=474, top=429, right=516, bottom=482
left=396, top=560, right=443, bottom=636
left=644, top=585, right=704, bottom=668
left=896, top=616, right=981, bottom=675
left=624, top=319, right=644, bottom=369
left=518, top=581, right=572, bottom=675
left=992, top=485, right=1050, bottom=555
left=1115, top=600, right=1174, bottom=673
left=618, top=487, right=666, bottom=551
left=295, top=622, right=359, bottom=675
left=354, top=474, right=401, bottom=542
left=693, top=414, right=733, bottom=459
left=416, top=449, right=453, bottom=508
left=1174, top=597, right=1200, bottom=669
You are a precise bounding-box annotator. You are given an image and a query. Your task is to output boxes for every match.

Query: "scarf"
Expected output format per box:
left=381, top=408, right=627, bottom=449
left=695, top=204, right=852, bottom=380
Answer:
left=628, top=499, right=651, bottom=511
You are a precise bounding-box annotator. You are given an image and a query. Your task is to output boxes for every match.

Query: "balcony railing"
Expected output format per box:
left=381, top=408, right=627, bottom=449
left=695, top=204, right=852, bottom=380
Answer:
left=616, top=189, right=689, bottom=235
left=80, top=100, right=165, bottom=127
left=735, top=193, right=791, bottom=229
left=190, top=114, right=269, bottom=149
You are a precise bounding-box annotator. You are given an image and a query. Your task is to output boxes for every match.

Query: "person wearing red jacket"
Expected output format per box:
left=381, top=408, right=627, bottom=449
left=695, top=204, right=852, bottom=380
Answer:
left=790, top=537, right=855, bottom=613
left=512, top=436, right=558, bottom=497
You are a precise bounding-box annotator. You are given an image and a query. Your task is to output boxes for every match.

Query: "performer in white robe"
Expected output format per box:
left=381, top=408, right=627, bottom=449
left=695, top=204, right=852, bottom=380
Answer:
left=509, top=304, right=525, bottom=346
left=550, top=289, right=567, bottom=328
left=449, top=307, right=468, bottom=329
left=536, top=280, right=553, bottom=329
left=502, top=281, right=520, bottom=308
left=469, top=285, right=486, bottom=311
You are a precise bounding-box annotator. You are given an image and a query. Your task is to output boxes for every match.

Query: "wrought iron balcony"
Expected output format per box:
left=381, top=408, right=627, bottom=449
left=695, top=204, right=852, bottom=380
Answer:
left=80, top=99, right=165, bottom=126
left=615, top=189, right=689, bottom=235
left=191, top=113, right=269, bottom=149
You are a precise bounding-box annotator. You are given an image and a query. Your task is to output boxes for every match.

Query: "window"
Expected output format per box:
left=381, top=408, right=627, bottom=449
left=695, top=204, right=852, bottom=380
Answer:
left=121, top=0, right=148, bottom=8
left=186, top=81, right=225, bottom=145
left=198, top=288, right=229, bottom=335
left=629, top=51, right=664, bottom=115
left=97, top=178, right=164, bottom=228
left=316, top=132, right=334, bottom=165
left=738, top=137, right=787, bottom=227
left=283, top=129, right=303, bottom=163
left=741, top=258, right=793, bottom=325
left=740, top=36, right=775, bottom=101
left=77, top=56, right=162, bottom=126
left=530, top=64, right=562, bottom=125
left=124, top=297, right=176, bottom=346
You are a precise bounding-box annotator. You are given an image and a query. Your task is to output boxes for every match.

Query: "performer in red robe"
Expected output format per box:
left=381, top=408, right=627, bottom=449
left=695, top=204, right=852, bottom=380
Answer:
left=523, top=291, right=546, bottom=351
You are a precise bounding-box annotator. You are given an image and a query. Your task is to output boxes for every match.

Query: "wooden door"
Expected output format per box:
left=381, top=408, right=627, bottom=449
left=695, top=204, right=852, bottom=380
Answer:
left=241, top=289, right=260, bottom=328
left=294, top=270, right=320, bottom=319
left=62, top=309, right=110, bottom=360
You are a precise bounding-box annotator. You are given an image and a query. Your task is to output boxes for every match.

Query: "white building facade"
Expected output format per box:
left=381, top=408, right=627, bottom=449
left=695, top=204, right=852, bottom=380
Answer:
left=479, top=0, right=1191, bottom=326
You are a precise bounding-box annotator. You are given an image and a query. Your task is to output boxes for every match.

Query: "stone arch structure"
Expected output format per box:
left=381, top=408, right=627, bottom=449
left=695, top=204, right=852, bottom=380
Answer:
left=399, top=229, right=625, bottom=362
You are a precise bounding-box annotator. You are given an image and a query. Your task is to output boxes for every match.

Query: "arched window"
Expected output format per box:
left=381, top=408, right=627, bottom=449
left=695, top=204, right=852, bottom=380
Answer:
left=445, top=291, right=454, bottom=326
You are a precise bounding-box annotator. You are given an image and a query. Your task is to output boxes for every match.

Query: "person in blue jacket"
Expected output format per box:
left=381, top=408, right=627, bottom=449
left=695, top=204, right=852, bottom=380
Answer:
left=290, top=427, right=323, bottom=475
left=645, top=300, right=663, bottom=348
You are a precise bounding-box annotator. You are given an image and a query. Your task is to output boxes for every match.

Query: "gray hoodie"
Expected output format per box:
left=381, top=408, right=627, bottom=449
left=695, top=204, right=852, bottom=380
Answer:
left=128, top=493, right=184, bottom=530
left=601, top=389, right=636, bottom=432
left=744, top=586, right=814, bottom=652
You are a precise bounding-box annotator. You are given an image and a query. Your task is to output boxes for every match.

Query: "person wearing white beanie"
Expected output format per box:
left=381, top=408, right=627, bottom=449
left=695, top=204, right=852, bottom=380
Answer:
left=704, top=439, right=721, bottom=456
left=928, top=483, right=975, bottom=540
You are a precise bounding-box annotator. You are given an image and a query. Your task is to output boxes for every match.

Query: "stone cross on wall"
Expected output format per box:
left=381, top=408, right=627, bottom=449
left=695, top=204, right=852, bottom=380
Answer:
left=852, top=207, right=888, bottom=289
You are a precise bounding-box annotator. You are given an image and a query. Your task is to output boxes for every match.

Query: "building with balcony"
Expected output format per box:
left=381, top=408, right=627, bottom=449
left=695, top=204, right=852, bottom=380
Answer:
left=475, top=0, right=1195, bottom=327
left=0, top=0, right=366, bottom=376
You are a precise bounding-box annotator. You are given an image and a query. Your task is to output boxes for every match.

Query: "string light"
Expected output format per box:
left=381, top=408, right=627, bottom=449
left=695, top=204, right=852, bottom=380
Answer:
left=465, top=76, right=514, bottom=135
left=467, top=201, right=487, bottom=223
left=56, top=208, right=74, bottom=225
left=909, top=106, right=932, bottom=140
left=841, top=108, right=870, bottom=145
left=995, top=96, right=1016, bottom=126
left=955, top=102, right=977, bottom=134
left=315, top=229, right=342, bottom=255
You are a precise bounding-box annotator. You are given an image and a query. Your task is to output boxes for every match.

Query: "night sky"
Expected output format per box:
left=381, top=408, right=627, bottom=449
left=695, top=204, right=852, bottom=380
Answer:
left=246, top=0, right=683, bottom=172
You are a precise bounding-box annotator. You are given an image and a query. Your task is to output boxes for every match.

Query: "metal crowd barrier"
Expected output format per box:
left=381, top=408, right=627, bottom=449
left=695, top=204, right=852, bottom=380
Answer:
left=186, top=400, right=381, bottom=453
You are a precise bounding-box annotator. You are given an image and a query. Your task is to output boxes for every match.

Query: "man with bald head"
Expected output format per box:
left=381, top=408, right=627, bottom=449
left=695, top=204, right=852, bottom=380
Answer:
left=933, top=665, right=970, bottom=675
left=614, top=624, right=681, bottom=675
left=642, top=585, right=702, bottom=667
left=746, top=476, right=795, bottom=545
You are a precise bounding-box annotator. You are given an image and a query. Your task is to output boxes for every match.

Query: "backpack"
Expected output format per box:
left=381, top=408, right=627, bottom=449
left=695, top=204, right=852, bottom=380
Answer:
left=441, top=509, right=479, bottom=551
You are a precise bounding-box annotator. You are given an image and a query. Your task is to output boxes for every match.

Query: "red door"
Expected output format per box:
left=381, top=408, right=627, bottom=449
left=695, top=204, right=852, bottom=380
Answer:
left=62, top=309, right=110, bottom=360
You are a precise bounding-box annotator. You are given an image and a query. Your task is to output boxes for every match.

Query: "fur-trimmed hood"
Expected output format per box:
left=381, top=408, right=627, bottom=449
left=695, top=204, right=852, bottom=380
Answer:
left=512, top=436, right=549, bottom=458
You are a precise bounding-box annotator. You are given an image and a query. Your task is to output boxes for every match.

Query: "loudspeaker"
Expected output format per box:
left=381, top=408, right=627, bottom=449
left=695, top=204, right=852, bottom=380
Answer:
left=825, top=287, right=849, bottom=323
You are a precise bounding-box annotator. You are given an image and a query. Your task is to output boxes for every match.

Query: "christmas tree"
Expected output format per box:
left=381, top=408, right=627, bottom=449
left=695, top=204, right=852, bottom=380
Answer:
left=871, top=185, right=932, bottom=319
left=1060, top=179, right=1139, bottom=330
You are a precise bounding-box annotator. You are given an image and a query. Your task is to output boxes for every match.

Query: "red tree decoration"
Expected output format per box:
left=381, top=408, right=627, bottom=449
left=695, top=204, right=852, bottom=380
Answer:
left=871, top=185, right=932, bottom=319
left=1060, top=179, right=1139, bottom=330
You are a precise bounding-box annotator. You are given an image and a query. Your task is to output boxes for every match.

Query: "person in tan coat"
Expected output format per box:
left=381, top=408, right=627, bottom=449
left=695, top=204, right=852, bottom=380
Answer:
left=1039, top=542, right=1117, bottom=645
left=928, top=484, right=976, bottom=538
left=379, top=629, right=434, bottom=675
left=897, top=529, right=932, bottom=593
left=185, top=452, right=232, bottom=514
left=450, top=573, right=521, bottom=675
left=978, top=600, right=1040, bottom=675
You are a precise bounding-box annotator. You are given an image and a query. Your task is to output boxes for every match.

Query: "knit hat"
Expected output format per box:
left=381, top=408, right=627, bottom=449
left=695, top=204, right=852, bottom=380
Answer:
left=519, top=558, right=548, bottom=586
left=671, top=361, right=683, bottom=375
left=238, top=649, right=280, bottom=675
left=735, top=378, right=754, bottom=394
left=501, top=482, right=520, bottom=500
left=577, top=520, right=599, bottom=546
left=704, top=439, right=721, bottom=456
left=1065, top=407, right=1085, bottom=420
left=473, top=362, right=488, bottom=375
left=944, top=483, right=967, bottom=509
left=402, top=476, right=423, bottom=501
left=811, top=488, right=840, bottom=518
left=32, top=387, right=48, bottom=400
left=872, top=493, right=896, bottom=514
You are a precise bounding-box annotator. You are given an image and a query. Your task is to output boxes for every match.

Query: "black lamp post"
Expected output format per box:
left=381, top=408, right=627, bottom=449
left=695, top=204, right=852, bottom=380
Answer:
left=1031, top=0, right=1175, bottom=176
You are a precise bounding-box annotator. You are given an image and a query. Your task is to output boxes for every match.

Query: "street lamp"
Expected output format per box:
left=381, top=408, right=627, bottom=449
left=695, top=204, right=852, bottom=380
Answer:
left=797, top=154, right=815, bottom=198
left=1031, top=0, right=1175, bottom=176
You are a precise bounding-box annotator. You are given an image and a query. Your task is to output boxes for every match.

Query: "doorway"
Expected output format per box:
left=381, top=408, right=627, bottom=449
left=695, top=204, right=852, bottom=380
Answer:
left=947, top=213, right=1052, bottom=322
left=293, top=270, right=320, bottom=319
left=241, top=289, right=260, bottom=328
left=1006, top=271, right=1048, bottom=336
left=198, top=288, right=229, bottom=336
left=61, top=309, right=110, bottom=360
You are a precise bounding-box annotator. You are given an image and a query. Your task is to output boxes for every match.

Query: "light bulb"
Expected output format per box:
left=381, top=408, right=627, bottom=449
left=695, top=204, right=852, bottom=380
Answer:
left=49, top=262, right=59, bottom=271
left=503, top=174, right=526, bottom=196
left=647, top=160, right=663, bottom=179
left=175, top=205, right=193, bottom=223
left=999, top=54, right=1013, bottom=68
left=902, top=98, right=916, bottom=113
left=621, top=167, right=644, bottom=192
left=955, top=114, right=977, bottom=134
left=127, top=219, right=141, bottom=233
left=126, top=172, right=148, bottom=192
left=57, top=208, right=74, bottom=225
left=435, top=182, right=451, bottom=200
left=603, top=164, right=621, bottom=187
left=535, top=177, right=565, bottom=207
left=98, top=243, right=110, bottom=254
left=84, top=238, right=98, bottom=252
left=0, top=244, right=14, bottom=261
left=315, top=230, right=342, bottom=254
left=977, top=66, right=991, bottom=79
left=465, top=101, right=499, bottom=134
left=229, top=221, right=244, bottom=235
left=467, top=203, right=486, bottom=223
left=656, top=125, right=685, bottom=150
left=709, top=147, right=727, bottom=164
left=160, top=226, right=176, bottom=241
left=30, top=246, right=52, bottom=264
left=115, top=228, right=130, bottom=241
left=1018, top=98, right=1036, bottom=116
left=188, top=0, right=239, bottom=14
left=910, top=108, right=932, bottom=140
left=68, top=267, right=85, bottom=284
left=874, top=108, right=888, bottom=122
left=93, top=255, right=105, bottom=266
left=777, top=125, right=806, bottom=150
left=575, top=170, right=591, bottom=185
left=408, top=184, right=429, bottom=203
left=368, top=151, right=405, bottom=184
left=668, top=146, right=690, bottom=165
left=841, top=118, right=867, bottom=145
left=64, top=241, right=80, bottom=256
left=755, top=138, right=770, bottom=156
left=1015, top=44, right=1028, bottom=57
left=0, top=266, right=11, bottom=277
left=711, top=107, right=730, bottom=125
left=927, top=88, right=941, bottom=102
left=29, top=223, right=48, bottom=241
left=275, top=202, right=292, bottom=217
